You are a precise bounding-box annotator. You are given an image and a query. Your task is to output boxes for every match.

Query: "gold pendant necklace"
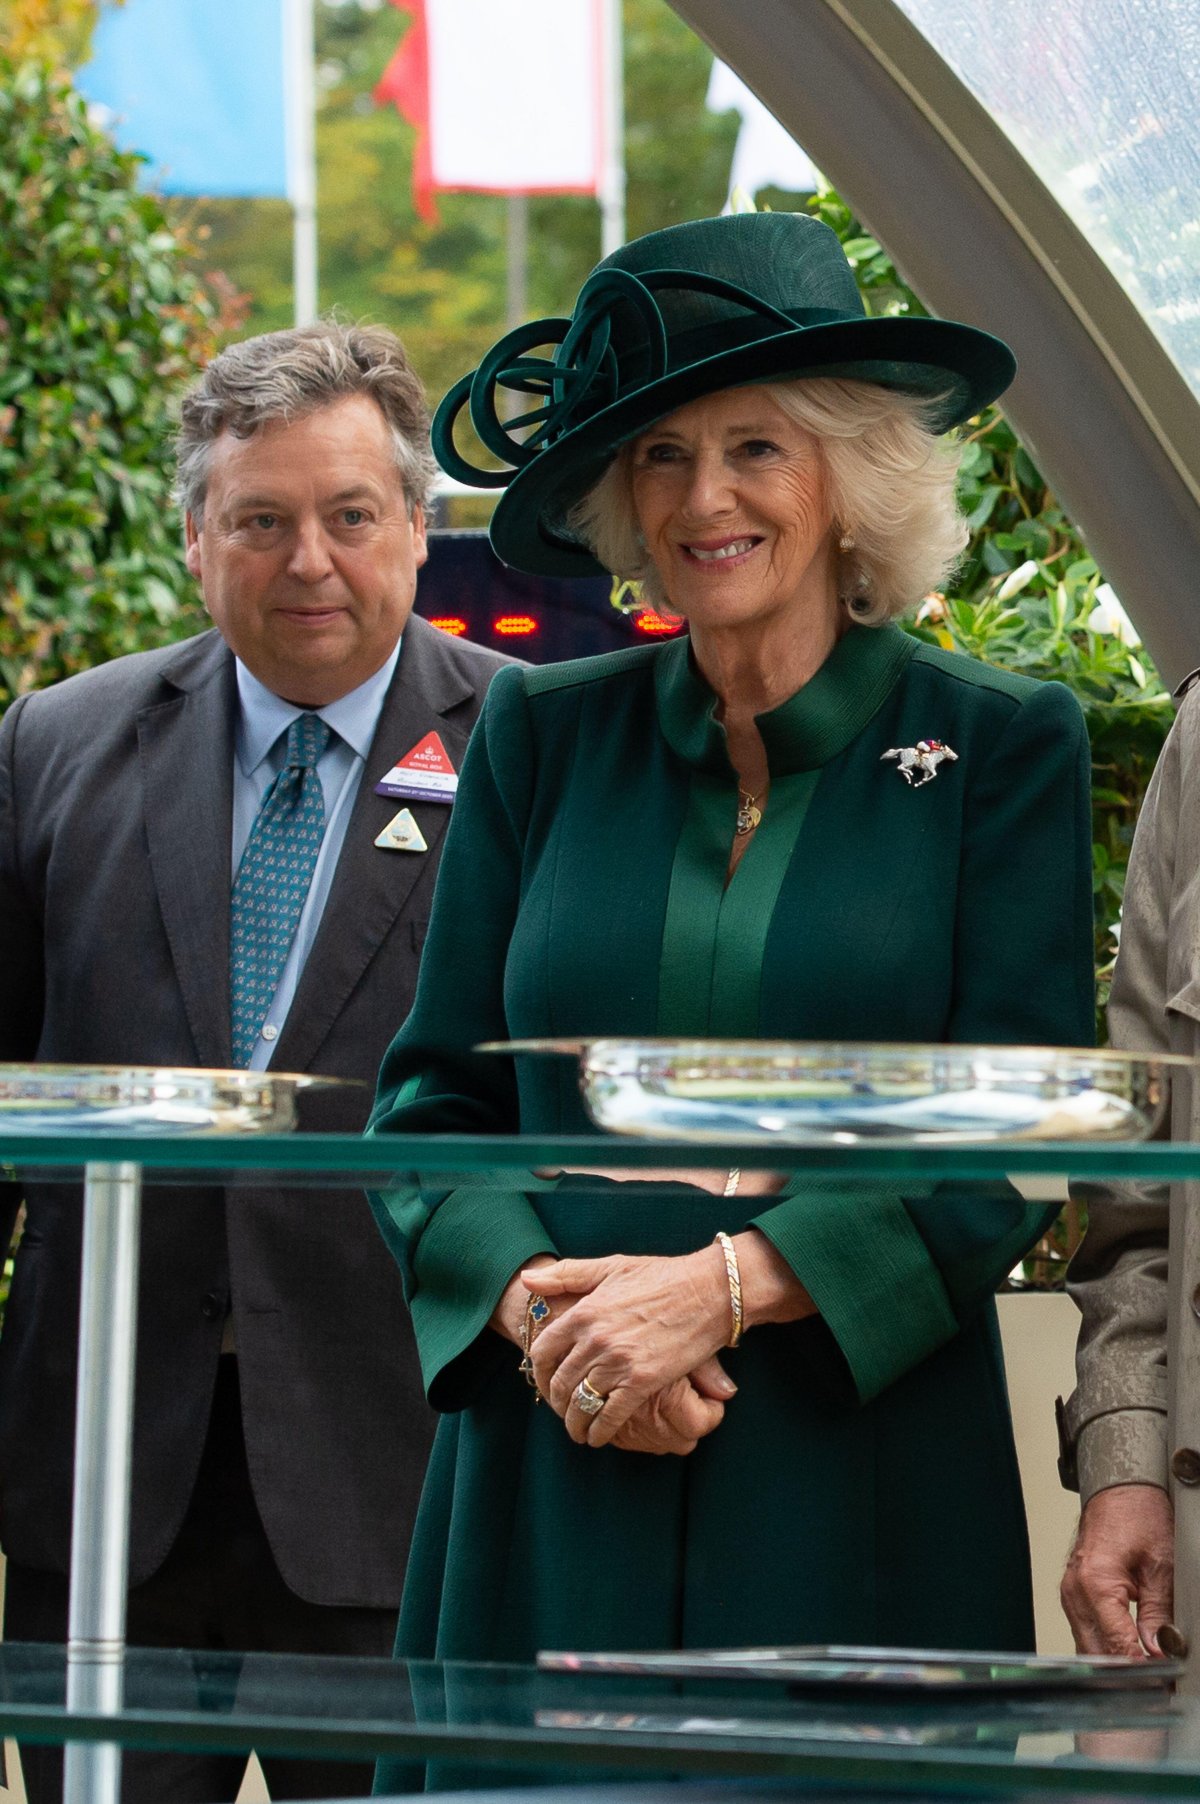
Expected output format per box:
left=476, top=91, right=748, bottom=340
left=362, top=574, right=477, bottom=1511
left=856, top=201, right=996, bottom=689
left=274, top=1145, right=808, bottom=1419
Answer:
left=736, top=790, right=762, bottom=835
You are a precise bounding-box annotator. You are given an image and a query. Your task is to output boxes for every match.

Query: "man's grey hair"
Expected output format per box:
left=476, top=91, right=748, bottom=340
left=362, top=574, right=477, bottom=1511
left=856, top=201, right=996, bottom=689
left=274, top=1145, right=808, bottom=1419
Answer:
left=176, top=320, right=438, bottom=524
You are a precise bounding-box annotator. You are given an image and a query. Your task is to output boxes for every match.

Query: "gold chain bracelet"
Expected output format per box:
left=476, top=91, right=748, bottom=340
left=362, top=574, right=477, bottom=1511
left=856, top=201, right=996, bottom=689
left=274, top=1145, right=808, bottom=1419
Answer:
left=713, top=1230, right=744, bottom=1348
left=519, top=1293, right=550, bottom=1400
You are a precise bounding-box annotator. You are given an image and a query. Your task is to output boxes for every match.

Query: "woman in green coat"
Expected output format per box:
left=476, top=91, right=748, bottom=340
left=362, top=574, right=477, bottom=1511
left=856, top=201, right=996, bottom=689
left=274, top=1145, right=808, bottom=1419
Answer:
left=368, top=212, right=1095, bottom=1732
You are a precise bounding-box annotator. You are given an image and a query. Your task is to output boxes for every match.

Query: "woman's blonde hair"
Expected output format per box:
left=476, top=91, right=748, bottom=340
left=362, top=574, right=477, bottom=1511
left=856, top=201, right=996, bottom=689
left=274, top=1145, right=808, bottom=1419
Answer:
left=567, top=377, right=967, bottom=624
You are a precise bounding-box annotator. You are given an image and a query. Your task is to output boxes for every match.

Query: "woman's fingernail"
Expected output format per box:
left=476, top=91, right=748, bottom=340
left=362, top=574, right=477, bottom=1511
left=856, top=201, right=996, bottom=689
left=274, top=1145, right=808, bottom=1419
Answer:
left=717, top=1376, right=737, bottom=1396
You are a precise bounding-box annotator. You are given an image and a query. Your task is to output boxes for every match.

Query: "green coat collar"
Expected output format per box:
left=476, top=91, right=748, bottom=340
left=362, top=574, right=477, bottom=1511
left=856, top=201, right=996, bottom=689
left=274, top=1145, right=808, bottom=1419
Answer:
left=653, top=623, right=917, bottom=777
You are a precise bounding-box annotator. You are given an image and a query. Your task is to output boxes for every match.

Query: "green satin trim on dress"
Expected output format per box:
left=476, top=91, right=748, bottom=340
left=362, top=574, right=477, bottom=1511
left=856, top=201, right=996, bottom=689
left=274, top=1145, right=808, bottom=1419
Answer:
left=653, top=624, right=916, bottom=1033
left=656, top=775, right=725, bottom=1033
left=657, top=768, right=819, bottom=1035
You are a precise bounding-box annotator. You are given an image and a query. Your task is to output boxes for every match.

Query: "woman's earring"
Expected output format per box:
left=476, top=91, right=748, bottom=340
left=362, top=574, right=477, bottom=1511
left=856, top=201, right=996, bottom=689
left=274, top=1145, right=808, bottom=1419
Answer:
left=837, top=530, right=856, bottom=553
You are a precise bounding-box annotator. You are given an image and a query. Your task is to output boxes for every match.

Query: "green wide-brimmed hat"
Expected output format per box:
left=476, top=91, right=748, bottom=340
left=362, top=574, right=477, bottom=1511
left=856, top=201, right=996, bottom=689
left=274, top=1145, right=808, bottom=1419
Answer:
left=433, top=211, right=1016, bottom=579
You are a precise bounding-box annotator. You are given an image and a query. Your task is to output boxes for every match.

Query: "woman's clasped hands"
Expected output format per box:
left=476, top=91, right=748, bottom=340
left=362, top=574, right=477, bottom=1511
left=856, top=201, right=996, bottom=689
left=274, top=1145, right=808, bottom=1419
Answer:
left=523, top=1248, right=738, bottom=1455
left=493, top=1232, right=813, bottom=1456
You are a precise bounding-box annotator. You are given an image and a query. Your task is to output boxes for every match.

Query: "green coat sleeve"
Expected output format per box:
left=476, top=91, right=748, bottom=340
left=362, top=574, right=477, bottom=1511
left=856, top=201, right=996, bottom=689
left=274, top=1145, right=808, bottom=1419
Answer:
left=750, top=678, right=1096, bottom=1402
left=368, top=667, right=558, bottom=1409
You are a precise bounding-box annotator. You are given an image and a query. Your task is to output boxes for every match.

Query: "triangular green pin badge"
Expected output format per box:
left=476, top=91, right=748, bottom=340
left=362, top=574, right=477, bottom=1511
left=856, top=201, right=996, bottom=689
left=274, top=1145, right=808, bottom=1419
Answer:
left=375, top=808, right=428, bottom=853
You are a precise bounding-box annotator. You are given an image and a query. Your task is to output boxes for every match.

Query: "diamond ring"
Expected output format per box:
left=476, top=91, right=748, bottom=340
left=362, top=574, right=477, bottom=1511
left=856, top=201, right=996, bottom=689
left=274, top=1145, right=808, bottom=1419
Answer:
left=573, top=1377, right=608, bottom=1416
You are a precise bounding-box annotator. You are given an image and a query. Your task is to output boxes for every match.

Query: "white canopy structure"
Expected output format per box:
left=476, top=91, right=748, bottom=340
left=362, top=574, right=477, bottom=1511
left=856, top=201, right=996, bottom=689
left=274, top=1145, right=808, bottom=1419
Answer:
left=670, top=0, right=1200, bottom=686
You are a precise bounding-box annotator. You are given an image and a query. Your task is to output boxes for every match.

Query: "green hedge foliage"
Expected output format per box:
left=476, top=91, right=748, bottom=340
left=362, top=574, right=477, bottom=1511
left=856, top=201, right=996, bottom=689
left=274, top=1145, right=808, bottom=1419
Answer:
left=0, top=58, right=225, bottom=710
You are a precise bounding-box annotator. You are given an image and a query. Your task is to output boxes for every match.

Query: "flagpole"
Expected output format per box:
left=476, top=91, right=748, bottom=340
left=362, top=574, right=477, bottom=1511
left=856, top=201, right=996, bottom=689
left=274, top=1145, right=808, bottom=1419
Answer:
left=506, top=193, right=529, bottom=330
left=286, top=0, right=318, bottom=325
left=599, top=0, right=625, bottom=256
left=503, top=190, right=529, bottom=419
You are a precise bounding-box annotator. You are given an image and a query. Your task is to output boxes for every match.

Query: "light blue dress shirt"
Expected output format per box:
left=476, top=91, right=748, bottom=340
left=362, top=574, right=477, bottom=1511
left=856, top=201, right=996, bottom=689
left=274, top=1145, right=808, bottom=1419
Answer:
left=231, top=643, right=401, bottom=1069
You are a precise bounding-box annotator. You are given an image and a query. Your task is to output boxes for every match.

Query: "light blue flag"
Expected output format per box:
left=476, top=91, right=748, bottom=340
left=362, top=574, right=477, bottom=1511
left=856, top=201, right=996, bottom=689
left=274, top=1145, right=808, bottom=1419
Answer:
left=77, top=0, right=289, bottom=198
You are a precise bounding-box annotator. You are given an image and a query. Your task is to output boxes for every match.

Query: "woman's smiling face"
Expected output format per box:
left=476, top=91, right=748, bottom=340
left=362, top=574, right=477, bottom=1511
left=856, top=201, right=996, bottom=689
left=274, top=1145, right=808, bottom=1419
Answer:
left=629, top=386, right=838, bottom=634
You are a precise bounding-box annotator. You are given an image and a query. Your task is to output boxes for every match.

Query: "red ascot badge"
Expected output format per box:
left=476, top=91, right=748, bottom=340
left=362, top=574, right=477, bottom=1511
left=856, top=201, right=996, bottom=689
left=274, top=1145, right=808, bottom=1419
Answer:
left=375, top=732, right=458, bottom=804
left=880, top=739, right=959, bottom=787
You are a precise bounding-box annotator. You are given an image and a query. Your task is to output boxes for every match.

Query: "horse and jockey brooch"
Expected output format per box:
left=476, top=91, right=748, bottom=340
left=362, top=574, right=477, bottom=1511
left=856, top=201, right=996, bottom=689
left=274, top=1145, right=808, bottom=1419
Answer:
left=880, top=739, right=958, bottom=787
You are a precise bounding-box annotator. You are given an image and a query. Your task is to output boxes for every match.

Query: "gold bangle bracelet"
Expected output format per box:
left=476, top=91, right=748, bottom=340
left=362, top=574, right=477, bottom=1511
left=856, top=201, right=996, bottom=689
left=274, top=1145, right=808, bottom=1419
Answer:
left=713, top=1230, right=744, bottom=1348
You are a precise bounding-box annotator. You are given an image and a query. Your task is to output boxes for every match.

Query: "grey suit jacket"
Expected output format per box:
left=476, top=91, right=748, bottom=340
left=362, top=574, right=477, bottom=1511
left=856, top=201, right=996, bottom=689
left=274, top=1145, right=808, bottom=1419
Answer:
left=1062, top=678, right=1200, bottom=1507
left=0, top=615, right=511, bottom=1604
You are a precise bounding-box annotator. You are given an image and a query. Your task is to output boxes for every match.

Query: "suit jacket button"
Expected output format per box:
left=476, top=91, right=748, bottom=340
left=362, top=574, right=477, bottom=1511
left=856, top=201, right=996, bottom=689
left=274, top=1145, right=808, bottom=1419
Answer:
left=1171, top=1447, right=1200, bottom=1486
left=200, top=1293, right=223, bottom=1321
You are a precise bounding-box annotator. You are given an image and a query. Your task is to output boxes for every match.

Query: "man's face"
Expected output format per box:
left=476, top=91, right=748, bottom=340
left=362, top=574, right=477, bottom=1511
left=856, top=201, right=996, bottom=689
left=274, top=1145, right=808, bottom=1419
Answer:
left=185, top=394, right=428, bottom=705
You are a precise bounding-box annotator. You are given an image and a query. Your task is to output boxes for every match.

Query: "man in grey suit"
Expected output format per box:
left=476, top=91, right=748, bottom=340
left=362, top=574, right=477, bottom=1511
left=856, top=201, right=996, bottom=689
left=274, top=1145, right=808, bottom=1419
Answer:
left=0, top=321, right=511, bottom=1801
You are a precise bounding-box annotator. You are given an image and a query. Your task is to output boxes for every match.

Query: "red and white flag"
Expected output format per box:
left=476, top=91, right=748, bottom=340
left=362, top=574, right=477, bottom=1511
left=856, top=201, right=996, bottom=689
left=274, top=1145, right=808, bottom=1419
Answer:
left=376, top=0, right=608, bottom=221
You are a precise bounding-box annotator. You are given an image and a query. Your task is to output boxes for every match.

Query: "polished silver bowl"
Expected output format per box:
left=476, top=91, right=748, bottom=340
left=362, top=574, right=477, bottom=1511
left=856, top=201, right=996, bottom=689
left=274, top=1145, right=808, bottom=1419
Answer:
left=482, top=1039, right=1182, bottom=1144
left=0, top=1065, right=343, bottom=1135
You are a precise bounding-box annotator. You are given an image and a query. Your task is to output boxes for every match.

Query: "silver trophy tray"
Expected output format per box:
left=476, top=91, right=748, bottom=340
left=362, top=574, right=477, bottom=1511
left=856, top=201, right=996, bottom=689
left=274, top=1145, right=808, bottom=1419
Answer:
left=0, top=1065, right=347, bottom=1135
left=479, top=1039, right=1183, bottom=1145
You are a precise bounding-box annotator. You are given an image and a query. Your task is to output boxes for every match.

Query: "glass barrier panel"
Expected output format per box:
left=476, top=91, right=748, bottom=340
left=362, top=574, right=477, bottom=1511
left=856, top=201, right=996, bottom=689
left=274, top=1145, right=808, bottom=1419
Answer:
left=0, top=1642, right=1197, bottom=1792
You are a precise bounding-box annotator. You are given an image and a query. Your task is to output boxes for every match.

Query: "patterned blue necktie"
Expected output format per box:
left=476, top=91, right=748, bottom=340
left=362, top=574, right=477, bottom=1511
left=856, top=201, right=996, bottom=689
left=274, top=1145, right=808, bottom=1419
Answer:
left=230, top=711, right=333, bottom=1067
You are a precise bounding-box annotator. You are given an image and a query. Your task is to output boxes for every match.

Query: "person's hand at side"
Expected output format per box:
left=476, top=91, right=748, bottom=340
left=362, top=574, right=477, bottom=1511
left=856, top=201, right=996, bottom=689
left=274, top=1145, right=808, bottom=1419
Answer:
left=1061, top=1483, right=1175, bottom=1656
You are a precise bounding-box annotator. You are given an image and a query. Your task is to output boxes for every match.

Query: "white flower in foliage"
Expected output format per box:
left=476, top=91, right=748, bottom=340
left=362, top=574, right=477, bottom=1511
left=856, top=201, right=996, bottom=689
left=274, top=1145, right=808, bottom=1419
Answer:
left=1088, top=583, right=1141, bottom=647
left=995, top=559, right=1039, bottom=602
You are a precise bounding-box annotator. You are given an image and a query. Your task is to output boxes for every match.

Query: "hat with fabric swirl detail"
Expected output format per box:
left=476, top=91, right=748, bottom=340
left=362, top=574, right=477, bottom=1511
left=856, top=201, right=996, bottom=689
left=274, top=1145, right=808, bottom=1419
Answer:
left=432, top=210, right=1016, bottom=580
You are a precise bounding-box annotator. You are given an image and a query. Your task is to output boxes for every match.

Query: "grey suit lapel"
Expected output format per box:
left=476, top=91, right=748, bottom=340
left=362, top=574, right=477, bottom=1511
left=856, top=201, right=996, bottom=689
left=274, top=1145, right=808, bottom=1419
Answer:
left=138, top=632, right=237, bottom=1069
left=274, top=617, right=481, bottom=1074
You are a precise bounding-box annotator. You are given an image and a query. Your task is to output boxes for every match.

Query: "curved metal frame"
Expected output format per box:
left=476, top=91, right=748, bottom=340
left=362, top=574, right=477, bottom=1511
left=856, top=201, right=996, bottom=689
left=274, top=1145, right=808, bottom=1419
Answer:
left=668, top=0, right=1200, bottom=686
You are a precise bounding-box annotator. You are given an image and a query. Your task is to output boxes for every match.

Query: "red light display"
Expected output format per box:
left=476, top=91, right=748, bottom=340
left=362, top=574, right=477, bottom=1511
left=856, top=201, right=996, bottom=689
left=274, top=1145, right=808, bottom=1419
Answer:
left=429, top=616, right=468, bottom=636
left=634, top=610, right=684, bottom=635
left=492, top=615, right=539, bottom=637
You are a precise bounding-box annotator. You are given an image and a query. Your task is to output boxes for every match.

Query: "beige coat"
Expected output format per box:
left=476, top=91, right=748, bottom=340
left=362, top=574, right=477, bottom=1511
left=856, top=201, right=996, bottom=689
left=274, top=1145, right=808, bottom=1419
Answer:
left=1063, top=675, right=1200, bottom=1630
